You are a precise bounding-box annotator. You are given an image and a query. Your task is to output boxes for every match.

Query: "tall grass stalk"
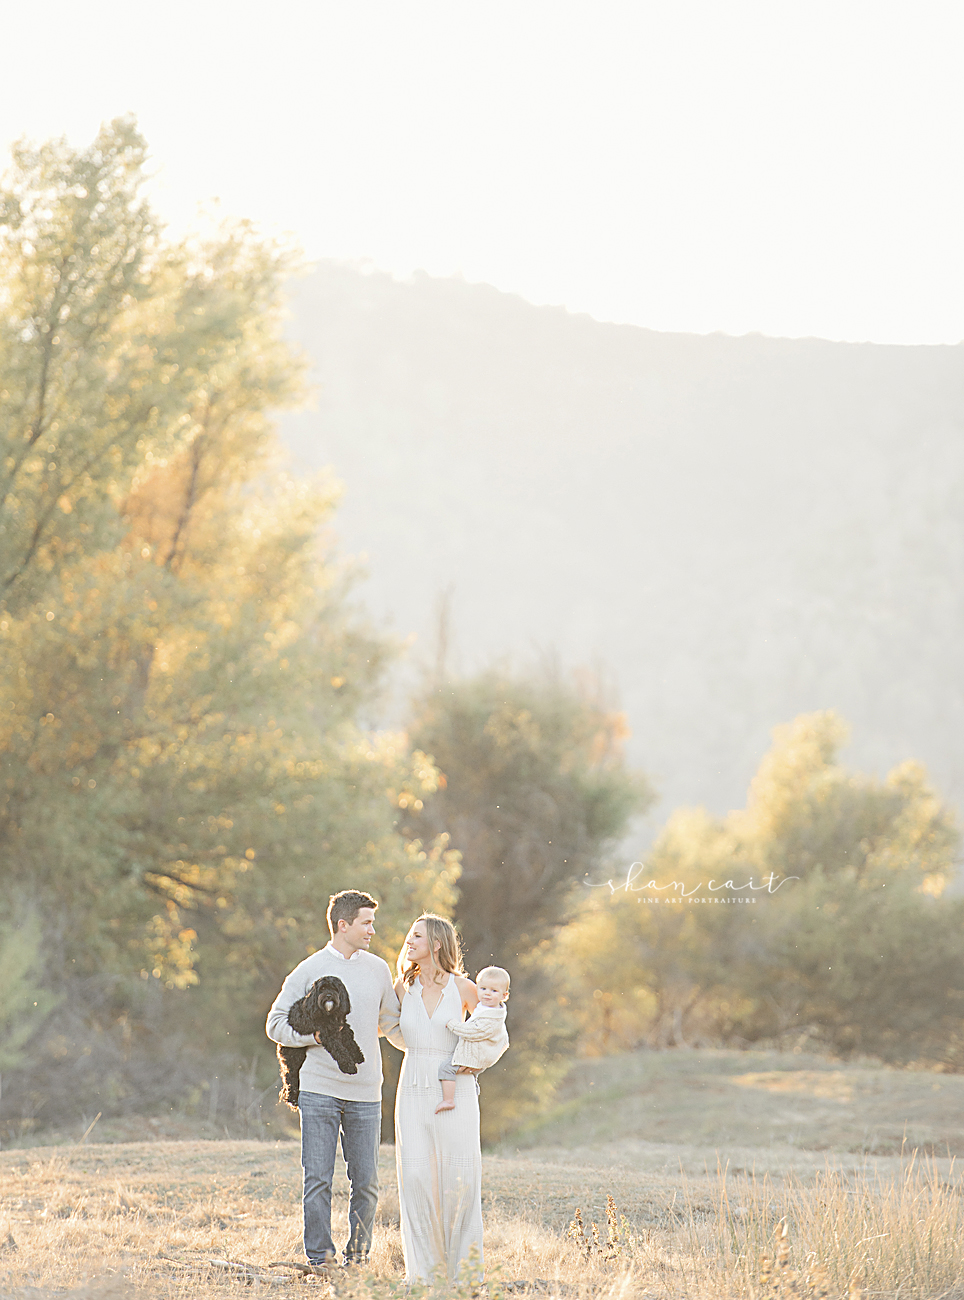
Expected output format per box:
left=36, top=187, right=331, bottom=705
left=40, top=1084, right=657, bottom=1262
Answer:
left=712, top=1154, right=964, bottom=1298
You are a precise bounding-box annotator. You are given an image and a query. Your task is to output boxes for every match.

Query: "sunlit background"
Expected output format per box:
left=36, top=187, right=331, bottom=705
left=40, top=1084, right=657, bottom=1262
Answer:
left=3, top=0, right=964, bottom=1191
left=2, top=0, right=962, bottom=343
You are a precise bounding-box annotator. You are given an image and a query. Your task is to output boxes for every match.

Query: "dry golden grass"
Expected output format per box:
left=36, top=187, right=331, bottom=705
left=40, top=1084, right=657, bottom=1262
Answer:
left=717, top=1157, right=964, bottom=1298
left=1, top=1136, right=963, bottom=1300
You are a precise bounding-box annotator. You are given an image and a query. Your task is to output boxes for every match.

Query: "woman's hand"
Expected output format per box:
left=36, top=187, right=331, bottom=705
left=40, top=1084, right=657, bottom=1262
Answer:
left=456, top=1066, right=481, bottom=1074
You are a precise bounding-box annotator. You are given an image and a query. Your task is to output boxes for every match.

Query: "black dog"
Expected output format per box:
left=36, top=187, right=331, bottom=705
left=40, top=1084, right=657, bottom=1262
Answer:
left=277, top=975, right=365, bottom=1109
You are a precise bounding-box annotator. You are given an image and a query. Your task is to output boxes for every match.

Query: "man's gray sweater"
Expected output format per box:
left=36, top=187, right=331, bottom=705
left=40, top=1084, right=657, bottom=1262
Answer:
left=266, top=944, right=403, bottom=1103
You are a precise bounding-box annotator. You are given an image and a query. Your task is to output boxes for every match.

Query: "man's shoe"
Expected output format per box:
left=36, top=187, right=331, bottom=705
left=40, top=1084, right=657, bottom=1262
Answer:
left=306, top=1258, right=336, bottom=1276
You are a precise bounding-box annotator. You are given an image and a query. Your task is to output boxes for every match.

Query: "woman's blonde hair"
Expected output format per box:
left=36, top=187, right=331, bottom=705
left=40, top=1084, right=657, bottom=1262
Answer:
left=397, top=913, right=465, bottom=988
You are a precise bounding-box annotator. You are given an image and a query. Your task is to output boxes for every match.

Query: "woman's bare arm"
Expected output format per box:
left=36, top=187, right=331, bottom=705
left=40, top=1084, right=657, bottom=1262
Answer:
left=452, top=976, right=482, bottom=1072
left=455, top=975, right=479, bottom=1014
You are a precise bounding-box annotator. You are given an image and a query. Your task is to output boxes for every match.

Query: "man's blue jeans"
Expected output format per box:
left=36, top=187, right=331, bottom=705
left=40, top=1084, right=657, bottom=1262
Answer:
left=298, top=1091, right=381, bottom=1265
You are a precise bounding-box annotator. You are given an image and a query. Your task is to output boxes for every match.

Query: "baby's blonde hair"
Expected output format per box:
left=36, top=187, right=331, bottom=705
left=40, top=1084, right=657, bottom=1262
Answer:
left=477, top=965, right=510, bottom=997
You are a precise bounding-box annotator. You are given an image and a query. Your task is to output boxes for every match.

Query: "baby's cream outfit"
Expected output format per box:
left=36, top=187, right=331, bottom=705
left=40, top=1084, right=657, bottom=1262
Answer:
left=446, top=1003, right=509, bottom=1070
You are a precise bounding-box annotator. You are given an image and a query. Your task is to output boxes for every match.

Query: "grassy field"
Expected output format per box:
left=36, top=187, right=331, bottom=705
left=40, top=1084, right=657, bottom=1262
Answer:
left=3, top=1050, right=964, bottom=1299
left=510, top=1048, right=964, bottom=1155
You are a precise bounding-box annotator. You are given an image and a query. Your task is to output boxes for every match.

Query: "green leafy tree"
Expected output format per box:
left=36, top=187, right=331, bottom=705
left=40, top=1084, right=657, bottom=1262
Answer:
left=554, top=712, right=963, bottom=1062
left=407, top=671, right=648, bottom=967
left=404, top=669, right=649, bottom=1138
left=0, top=119, right=458, bottom=1134
left=0, top=909, right=59, bottom=1074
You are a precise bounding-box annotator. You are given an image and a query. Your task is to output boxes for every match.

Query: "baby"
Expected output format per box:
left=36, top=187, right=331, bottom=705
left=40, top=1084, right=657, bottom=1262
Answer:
left=435, top=966, right=510, bottom=1113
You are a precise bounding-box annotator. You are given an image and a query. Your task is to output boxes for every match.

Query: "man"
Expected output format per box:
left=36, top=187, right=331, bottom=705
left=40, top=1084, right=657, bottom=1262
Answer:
left=266, top=889, right=403, bottom=1270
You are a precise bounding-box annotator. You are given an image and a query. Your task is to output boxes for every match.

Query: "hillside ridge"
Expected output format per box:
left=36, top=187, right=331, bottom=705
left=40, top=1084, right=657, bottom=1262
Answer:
left=278, top=263, right=964, bottom=827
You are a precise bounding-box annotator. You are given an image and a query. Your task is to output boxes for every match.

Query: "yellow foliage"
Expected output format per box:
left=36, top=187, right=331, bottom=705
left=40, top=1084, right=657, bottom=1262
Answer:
left=552, top=711, right=961, bottom=1060
left=0, top=121, right=465, bottom=1127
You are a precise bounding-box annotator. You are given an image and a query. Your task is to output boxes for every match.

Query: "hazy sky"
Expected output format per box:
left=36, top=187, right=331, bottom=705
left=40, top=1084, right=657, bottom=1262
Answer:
left=2, top=1, right=961, bottom=344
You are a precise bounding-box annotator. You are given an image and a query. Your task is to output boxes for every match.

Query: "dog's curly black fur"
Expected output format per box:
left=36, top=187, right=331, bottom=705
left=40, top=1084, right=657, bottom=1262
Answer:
left=277, top=975, right=366, bottom=1109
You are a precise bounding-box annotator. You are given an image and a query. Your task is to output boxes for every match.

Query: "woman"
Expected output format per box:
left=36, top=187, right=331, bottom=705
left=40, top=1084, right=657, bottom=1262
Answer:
left=394, top=914, right=483, bottom=1282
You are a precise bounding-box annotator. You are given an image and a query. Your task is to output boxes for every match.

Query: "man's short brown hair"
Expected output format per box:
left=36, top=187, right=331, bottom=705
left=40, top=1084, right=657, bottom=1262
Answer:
left=327, top=890, right=378, bottom=937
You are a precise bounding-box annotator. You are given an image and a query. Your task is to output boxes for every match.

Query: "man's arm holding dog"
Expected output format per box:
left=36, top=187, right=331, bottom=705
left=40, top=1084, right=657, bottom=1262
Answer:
left=265, top=961, right=318, bottom=1048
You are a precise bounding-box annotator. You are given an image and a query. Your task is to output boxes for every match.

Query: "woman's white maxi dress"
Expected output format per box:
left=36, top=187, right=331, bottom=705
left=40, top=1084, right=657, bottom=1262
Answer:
left=395, top=976, right=484, bottom=1282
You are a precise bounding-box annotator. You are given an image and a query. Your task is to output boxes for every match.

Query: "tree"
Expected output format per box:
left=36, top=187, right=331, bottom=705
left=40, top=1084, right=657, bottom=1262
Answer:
left=553, top=712, right=964, bottom=1062
left=407, top=670, right=648, bottom=968
left=0, top=908, right=59, bottom=1074
left=403, top=668, right=649, bottom=1138
left=0, top=120, right=459, bottom=1135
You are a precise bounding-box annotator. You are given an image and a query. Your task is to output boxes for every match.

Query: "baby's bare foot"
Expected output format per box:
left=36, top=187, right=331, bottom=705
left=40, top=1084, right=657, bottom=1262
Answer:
left=435, top=1099, right=456, bottom=1113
